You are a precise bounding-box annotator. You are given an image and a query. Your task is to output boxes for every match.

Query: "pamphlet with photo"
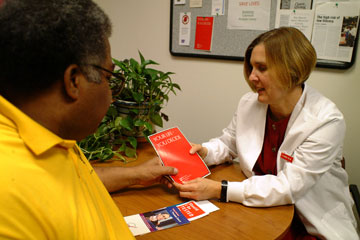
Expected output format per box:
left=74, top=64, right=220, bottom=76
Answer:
left=124, top=200, right=219, bottom=236
left=125, top=206, right=190, bottom=236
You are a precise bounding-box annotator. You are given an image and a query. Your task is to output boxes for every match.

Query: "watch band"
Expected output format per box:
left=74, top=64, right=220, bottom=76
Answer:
left=220, top=180, right=228, bottom=202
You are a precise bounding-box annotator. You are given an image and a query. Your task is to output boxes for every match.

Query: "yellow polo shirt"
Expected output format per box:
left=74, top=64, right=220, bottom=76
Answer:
left=0, top=96, right=134, bottom=239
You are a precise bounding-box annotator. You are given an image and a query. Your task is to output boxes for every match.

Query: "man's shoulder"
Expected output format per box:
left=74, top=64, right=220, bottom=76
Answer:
left=0, top=111, right=18, bottom=136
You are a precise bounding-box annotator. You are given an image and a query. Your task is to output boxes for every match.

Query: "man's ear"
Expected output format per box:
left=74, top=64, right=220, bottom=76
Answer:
left=63, top=64, right=82, bottom=100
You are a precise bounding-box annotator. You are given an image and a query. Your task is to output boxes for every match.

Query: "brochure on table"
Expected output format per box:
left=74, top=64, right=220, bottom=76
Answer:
left=125, top=200, right=219, bottom=236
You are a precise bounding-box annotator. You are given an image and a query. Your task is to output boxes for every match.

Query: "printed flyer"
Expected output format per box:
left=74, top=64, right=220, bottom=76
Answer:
left=194, top=16, right=214, bottom=51
left=125, top=206, right=190, bottom=236
left=125, top=200, right=219, bottom=236
left=311, top=1, right=360, bottom=62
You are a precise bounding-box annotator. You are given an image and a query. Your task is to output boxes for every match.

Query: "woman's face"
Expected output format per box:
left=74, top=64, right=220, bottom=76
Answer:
left=248, top=44, right=288, bottom=106
left=149, top=213, right=170, bottom=221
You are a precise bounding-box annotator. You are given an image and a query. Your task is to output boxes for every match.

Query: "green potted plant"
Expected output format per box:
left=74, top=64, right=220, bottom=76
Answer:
left=78, top=51, right=181, bottom=162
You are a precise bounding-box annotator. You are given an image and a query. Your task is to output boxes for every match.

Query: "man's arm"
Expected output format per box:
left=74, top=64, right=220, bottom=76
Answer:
left=94, top=157, right=178, bottom=193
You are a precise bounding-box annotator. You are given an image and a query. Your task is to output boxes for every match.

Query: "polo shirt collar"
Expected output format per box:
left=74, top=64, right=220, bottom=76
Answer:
left=0, top=95, right=76, bottom=155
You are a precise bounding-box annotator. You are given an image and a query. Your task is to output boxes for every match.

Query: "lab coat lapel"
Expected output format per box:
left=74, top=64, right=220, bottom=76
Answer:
left=278, top=84, right=319, bottom=169
left=237, top=100, right=267, bottom=177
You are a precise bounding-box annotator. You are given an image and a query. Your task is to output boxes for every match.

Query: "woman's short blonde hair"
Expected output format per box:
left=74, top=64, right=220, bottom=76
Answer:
left=244, top=27, right=317, bottom=91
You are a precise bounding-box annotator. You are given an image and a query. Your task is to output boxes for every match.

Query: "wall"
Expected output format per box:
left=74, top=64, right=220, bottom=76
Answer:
left=95, top=0, right=360, bottom=187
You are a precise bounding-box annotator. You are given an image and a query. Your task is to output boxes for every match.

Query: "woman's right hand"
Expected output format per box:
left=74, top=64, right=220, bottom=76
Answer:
left=189, top=143, right=208, bottom=159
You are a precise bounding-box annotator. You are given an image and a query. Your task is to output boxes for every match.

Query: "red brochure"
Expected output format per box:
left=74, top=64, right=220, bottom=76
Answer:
left=194, top=16, right=214, bottom=51
left=148, top=127, right=210, bottom=184
left=176, top=201, right=208, bottom=221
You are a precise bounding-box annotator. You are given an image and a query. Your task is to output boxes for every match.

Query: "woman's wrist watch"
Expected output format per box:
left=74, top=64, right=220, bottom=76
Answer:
left=220, top=180, right=228, bottom=202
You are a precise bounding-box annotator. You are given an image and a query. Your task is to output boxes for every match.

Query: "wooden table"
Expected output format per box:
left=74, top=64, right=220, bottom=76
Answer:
left=96, top=142, right=294, bottom=239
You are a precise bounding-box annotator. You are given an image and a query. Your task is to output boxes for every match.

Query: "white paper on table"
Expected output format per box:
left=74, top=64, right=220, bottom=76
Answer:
left=125, top=214, right=151, bottom=236
left=196, top=200, right=220, bottom=213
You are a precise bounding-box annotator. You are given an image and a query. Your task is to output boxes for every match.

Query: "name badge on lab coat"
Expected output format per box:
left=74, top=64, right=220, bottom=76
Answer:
left=281, top=152, right=294, bottom=163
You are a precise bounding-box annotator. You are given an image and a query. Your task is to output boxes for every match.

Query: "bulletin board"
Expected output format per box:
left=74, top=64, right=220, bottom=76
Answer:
left=169, top=0, right=359, bottom=69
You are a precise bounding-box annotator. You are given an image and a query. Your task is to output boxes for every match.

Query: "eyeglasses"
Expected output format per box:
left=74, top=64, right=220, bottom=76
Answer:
left=91, top=64, right=125, bottom=97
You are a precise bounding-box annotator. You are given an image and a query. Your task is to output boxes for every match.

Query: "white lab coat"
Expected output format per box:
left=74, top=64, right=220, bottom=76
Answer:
left=203, top=84, right=359, bottom=239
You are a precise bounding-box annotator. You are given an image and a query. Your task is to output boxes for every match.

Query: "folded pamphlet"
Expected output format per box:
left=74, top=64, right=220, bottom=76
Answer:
left=124, top=200, right=219, bottom=236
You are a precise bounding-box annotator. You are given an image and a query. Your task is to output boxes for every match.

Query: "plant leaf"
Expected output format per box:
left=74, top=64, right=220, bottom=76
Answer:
left=114, top=138, right=125, bottom=145
left=132, top=92, right=144, bottom=103
left=130, top=58, right=141, bottom=74
left=161, top=112, right=169, bottom=122
left=138, top=50, right=145, bottom=65
left=125, top=146, right=137, bottom=158
left=114, top=116, right=122, bottom=129
left=120, top=117, right=133, bottom=130
left=150, top=113, right=163, bottom=127
left=107, top=105, right=117, bottom=118
left=134, top=119, right=146, bottom=126
left=113, top=152, right=126, bottom=161
left=172, top=83, right=181, bottom=90
left=127, top=136, right=137, bottom=149
left=144, top=122, right=153, bottom=132
left=118, top=143, right=126, bottom=152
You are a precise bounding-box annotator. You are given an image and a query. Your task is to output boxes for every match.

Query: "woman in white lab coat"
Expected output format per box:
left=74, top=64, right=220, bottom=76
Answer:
left=174, top=27, right=358, bottom=239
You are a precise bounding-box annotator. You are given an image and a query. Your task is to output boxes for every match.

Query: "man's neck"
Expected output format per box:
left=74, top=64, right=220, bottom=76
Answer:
left=15, top=86, right=67, bottom=139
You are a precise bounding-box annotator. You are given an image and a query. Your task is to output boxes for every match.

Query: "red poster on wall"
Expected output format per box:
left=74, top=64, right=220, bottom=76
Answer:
left=194, top=16, right=214, bottom=51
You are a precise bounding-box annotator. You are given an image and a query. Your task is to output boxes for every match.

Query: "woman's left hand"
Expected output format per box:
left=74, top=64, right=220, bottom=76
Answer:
left=173, top=178, right=221, bottom=201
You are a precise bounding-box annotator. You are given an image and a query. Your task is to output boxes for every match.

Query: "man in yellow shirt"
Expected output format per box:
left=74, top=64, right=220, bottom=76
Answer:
left=0, top=0, right=177, bottom=239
